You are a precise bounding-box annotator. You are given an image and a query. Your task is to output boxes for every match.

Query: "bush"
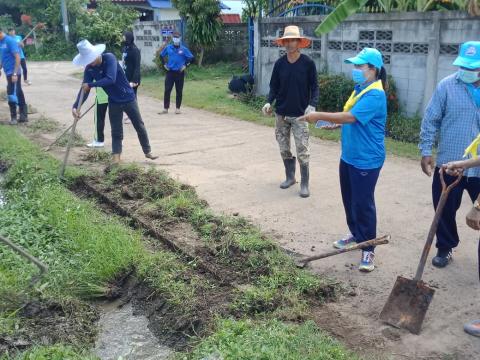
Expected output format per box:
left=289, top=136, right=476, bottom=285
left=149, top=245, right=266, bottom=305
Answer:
left=386, top=113, right=422, bottom=143
left=317, top=74, right=354, bottom=112
left=25, top=33, right=77, bottom=61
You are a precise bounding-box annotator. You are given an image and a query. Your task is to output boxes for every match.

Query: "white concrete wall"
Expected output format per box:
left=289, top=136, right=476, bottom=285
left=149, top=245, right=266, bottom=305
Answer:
left=256, top=12, right=480, bottom=115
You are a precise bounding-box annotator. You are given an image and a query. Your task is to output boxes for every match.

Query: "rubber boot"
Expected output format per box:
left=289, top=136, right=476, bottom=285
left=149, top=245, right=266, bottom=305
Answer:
left=8, top=103, right=17, bottom=125
left=299, top=163, right=310, bottom=198
left=18, top=104, right=28, bottom=123
left=112, top=154, right=121, bottom=165
left=280, top=157, right=296, bottom=189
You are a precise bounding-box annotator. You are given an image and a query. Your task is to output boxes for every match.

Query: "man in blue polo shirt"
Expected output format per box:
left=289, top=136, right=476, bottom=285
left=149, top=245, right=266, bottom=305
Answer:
left=0, top=29, right=27, bottom=125
left=8, top=28, right=31, bottom=85
left=159, top=31, right=194, bottom=115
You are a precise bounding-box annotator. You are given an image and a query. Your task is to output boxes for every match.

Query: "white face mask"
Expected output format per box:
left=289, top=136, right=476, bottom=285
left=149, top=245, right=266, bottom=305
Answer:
left=173, top=37, right=181, bottom=45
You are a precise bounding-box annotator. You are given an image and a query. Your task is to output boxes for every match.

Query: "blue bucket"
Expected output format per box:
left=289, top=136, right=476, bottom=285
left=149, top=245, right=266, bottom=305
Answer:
left=8, top=83, right=18, bottom=104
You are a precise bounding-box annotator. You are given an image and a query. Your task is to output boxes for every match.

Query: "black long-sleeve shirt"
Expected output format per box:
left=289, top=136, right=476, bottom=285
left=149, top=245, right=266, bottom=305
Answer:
left=122, top=45, right=141, bottom=84
left=268, top=54, right=319, bottom=117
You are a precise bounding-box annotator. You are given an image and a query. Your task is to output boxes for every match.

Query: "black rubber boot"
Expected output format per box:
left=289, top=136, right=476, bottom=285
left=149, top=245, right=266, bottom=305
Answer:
left=18, top=104, right=28, bottom=123
left=299, top=163, right=310, bottom=198
left=8, top=103, right=17, bottom=125
left=280, top=157, right=296, bottom=189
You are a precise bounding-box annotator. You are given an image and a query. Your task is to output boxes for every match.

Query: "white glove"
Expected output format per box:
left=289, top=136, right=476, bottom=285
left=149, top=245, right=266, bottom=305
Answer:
left=305, top=105, right=316, bottom=115
left=262, top=103, right=272, bottom=116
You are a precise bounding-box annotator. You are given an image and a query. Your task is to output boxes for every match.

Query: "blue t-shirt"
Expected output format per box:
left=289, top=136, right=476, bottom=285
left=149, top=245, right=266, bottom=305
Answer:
left=341, top=84, right=387, bottom=170
left=14, top=35, right=25, bottom=59
left=160, top=44, right=194, bottom=71
left=0, top=35, right=20, bottom=75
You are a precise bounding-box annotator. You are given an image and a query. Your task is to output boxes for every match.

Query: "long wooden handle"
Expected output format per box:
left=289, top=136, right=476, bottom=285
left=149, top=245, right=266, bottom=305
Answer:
left=414, top=170, right=462, bottom=281
left=46, top=103, right=94, bottom=151
left=59, top=88, right=85, bottom=178
left=0, top=234, right=48, bottom=275
left=299, top=234, right=390, bottom=265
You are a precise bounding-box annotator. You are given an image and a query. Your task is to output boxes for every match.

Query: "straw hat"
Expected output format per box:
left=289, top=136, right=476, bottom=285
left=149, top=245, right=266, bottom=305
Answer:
left=275, top=25, right=311, bottom=48
left=73, top=39, right=106, bottom=67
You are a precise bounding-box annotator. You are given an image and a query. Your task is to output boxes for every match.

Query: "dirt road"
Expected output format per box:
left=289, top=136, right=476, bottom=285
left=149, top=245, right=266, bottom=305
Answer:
left=8, top=62, right=480, bottom=359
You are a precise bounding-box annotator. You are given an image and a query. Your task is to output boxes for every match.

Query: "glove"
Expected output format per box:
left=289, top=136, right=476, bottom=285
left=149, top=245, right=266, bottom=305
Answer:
left=305, top=105, right=316, bottom=115
left=262, top=103, right=272, bottom=116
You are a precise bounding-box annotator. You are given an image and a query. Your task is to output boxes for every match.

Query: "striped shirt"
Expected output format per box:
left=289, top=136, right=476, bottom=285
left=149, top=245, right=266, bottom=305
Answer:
left=419, top=73, right=480, bottom=178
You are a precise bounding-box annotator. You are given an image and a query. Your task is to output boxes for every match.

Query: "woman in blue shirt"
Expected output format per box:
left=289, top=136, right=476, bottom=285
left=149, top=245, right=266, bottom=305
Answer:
left=298, top=48, right=387, bottom=272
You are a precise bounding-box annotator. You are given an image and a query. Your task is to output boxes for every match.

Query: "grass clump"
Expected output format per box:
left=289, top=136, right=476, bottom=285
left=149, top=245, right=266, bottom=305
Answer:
left=81, top=149, right=111, bottom=163
left=182, top=318, right=359, bottom=360
left=25, top=116, right=60, bottom=133
left=56, top=131, right=86, bottom=147
left=1, top=344, right=99, bottom=360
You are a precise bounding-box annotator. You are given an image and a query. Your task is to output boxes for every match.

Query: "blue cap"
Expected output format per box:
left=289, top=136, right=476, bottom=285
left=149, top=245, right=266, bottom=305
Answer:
left=345, top=48, right=384, bottom=69
left=453, top=42, right=480, bottom=69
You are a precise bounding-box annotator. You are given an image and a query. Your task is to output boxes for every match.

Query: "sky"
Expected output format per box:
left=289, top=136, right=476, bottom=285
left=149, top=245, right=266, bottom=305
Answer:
left=221, top=0, right=246, bottom=15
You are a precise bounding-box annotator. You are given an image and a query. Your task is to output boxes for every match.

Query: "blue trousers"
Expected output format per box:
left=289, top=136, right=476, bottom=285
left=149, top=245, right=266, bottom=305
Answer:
left=339, top=160, right=382, bottom=252
left=432, top=167, right=480, bottom=251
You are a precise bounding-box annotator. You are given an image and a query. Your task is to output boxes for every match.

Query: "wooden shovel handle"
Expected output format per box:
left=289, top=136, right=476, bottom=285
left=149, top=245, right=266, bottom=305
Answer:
left=299, top=234, right=390, bottom=266
left=414, top=169, right=462, bottom=281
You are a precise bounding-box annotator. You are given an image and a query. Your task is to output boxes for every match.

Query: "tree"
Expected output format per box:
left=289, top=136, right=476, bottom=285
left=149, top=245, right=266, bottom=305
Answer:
left=172, top=0, right=222, bottom=66
left=242, top=0, right=267, bottom=19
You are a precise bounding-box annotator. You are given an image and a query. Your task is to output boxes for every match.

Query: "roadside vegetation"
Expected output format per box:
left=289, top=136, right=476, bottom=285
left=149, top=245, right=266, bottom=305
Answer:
left=142, top=63, right=422, bottom=160
left=0, top=125, right=357, bottom=359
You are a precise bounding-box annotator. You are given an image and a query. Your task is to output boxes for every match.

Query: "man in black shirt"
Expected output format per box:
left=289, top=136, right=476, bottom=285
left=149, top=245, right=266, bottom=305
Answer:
left=262, top=25, right=319, bottom=198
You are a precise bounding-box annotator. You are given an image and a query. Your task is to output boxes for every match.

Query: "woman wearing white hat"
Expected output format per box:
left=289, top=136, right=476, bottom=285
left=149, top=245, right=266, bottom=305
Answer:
left=72, top=40, right=158, bottom=164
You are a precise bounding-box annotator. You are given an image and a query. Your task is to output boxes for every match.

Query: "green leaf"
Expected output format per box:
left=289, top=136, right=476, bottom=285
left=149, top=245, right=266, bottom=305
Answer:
left=314, top=0, right=369, bottom=36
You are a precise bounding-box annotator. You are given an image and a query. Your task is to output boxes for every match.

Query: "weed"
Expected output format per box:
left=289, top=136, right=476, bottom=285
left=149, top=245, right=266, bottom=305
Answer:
left=56, top=131, right=85, bottom=147
left=81, top=149, right=111, bottom=163
left=25, top=116, right=60, bottom=133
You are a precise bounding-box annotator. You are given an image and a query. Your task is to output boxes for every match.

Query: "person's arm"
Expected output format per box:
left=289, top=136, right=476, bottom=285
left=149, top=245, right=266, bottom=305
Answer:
left=419, top=83, right=445, bottom=176
left=131, top=48, right=141, bottom=84
left=183, top=46, right=195, bottom=66
left=308, top=61, right=319, bottom=108
left=300, top=111, right=356, bottom=124
left=443, top=158, right=480, bottom=176
left=73, top=70, right=93, bottom=109
left=267, top=62, right=280, bottom=105
left=160, top=46, right=168, bottom=68
left=299, top=90, right=383, bottom=125
left=88, top=54, right=117, bottom=88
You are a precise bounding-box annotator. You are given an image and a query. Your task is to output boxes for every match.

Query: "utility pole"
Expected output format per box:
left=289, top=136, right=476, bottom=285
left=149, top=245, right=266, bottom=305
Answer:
left=61, top=0, right=70, bottom=42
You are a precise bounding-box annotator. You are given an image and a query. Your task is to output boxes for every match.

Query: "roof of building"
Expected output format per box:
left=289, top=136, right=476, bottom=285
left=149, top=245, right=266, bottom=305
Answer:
left=220, top=14, right=242, bottom=24
left=111, top=0, right=230, bottom=9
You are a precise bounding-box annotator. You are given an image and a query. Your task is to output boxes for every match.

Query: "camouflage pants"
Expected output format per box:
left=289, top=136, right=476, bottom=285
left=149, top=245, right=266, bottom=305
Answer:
left=275, top=115, right=310, bottom=165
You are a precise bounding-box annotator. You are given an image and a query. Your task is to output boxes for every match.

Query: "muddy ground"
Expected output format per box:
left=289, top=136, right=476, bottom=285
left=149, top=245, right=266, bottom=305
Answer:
left=2, top=61, right=480, bottom=359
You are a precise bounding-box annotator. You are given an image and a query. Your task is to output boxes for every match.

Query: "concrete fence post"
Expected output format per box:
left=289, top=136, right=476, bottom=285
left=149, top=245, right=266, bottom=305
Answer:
left=422, top=12, right=441, bottom=112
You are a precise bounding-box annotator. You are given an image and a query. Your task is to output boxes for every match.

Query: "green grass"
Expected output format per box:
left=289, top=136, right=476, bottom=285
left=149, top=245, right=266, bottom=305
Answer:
left=141, top=63, right=420, bottom=160
left=0, top=344, right=99, bottom=360
left=0, top=126, right=353, bottom=359
left=182, top=318, right=359, bottom=360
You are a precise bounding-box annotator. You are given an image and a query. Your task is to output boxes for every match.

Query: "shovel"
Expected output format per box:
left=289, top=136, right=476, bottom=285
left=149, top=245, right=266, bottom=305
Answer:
left=295, top=234, right=391, bottom=268
left=379, top=169, right=462, bottom=334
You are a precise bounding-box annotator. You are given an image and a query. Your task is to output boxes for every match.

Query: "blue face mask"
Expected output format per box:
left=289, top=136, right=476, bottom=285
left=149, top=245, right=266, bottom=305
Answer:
left=458, top=69, right=480, bottom=84
left=352, top=68, right=366, bottom=84
left=173, top=37, right=181, bottom=46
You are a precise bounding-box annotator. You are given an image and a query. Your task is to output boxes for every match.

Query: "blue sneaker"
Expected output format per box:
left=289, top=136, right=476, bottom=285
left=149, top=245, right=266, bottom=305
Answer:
left=333, top=233, right=357, bottom=249
left=359, top=251, right=375, bottom=272
left=464, top=320, right=480, bottom=337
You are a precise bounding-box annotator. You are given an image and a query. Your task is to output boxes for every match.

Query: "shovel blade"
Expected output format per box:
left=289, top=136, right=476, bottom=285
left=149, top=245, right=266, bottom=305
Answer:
left=379, top=276, right=435, bottom=335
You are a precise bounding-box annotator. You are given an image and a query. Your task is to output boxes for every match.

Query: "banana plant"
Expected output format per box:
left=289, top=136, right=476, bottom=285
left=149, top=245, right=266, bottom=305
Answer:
left=314, top=0, right=369, bottom=35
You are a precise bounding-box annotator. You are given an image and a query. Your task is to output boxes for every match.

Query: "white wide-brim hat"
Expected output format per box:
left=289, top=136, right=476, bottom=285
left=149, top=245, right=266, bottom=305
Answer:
left=73, top=39, right=106, bottom=67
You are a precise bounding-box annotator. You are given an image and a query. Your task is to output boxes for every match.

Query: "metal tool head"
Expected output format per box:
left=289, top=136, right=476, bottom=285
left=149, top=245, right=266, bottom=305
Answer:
left=380, top=276, right=435, bottom=335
